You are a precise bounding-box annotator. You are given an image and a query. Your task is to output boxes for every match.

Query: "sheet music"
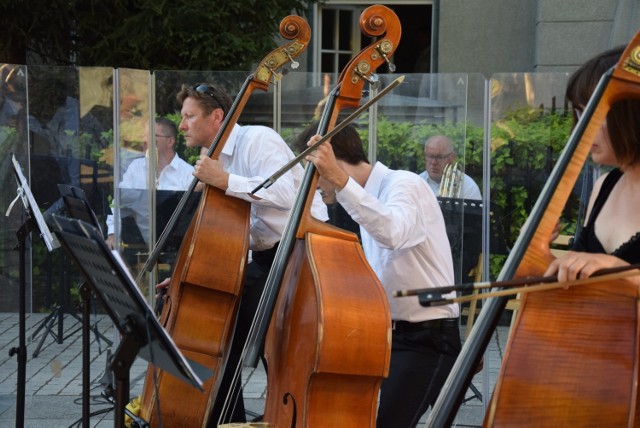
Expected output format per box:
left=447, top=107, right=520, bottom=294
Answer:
left=10, top=154, right=60, bottom=252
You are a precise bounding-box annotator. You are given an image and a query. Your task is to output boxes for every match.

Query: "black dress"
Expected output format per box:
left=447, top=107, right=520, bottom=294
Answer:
left=572, top=168, right=640, bottom=264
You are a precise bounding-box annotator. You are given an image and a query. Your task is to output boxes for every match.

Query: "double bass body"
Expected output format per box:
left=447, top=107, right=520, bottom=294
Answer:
left=264, top=225, right=391, bottom=426
left=486, top=280, right=640, bottom=426
left=139, top=187, right=250, bottom=426
left=260, top=5, right=402, bottom=427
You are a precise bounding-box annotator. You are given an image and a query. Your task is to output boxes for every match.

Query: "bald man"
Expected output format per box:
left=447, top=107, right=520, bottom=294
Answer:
left=419, top=135, right=481, bottom=200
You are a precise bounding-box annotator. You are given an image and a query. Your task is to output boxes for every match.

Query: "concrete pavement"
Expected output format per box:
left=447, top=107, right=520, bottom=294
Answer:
left=0, top=312, right=509, bottom=427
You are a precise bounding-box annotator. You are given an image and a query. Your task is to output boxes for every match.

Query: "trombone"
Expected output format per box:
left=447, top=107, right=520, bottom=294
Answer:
left=439, top=161, right=463, bottom=198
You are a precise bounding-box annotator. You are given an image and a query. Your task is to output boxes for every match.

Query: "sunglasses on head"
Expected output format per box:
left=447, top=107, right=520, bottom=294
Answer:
left=193, top=84, right=227, bottom=115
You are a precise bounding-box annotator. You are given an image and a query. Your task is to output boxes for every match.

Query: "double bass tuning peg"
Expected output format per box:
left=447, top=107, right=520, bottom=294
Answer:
left=376, top=41, right=396, bottom=72
left=380, top=52, right=396, bottom=72
left=354, top=61, right=380, bottom=86
left=285, top=51, right=300, bottom=69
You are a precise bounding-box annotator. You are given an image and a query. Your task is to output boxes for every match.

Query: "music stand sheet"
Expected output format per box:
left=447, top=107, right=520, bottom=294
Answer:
left=11, top=154, right=60, bottom=252
left=51, top=214, right=210, bottom=390
left=57, top=184, right=103, bottom=233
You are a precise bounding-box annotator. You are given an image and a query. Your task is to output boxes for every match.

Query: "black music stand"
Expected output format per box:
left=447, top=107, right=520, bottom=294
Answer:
left=437, top=197, right=484, bottom=404
left=437, top=197, right=483, bottom=285
left=31, top=184, right=114, bottom=358
left=56, top=183, right=114, bottom=427
left=7, top=154, right=61, bottom=428
left=51, top=214, right=211, bottom=428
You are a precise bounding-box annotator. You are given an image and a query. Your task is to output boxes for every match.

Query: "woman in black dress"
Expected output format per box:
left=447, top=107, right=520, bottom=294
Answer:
left=545, top=46, right=640, bottom=281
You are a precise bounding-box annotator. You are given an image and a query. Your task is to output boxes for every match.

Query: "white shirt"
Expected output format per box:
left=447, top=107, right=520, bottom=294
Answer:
left=337, top=162, right=459, bottom=321
left=419, top=170, right=482, bottom=200
left=120, top=152, right=194, bottom=191
left=106, top=153, right=194, bottom=235
left=222, top=124, right=329, bottom=251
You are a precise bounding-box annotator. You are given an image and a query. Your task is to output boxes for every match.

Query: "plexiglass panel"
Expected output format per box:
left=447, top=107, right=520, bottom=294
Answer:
left=103, top=69, right=153, bottom=302
left=0, top=66, right=585, bottom=316
left=1, top=65, right=114, bottom=312
left=489, top=72, right=580, bottom=282
left=0, top=64, right=30, bottom=312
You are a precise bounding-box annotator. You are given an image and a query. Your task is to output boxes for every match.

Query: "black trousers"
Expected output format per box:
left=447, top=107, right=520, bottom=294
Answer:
left=376, top=319, right=462, bottom=428
left=208, top=245, right=277, bottom=426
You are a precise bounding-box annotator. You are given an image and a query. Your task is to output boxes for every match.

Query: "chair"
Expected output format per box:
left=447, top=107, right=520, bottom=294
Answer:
left=463, top=254, right=483, bottom=338
left=459, top=254, right=484, bottom=404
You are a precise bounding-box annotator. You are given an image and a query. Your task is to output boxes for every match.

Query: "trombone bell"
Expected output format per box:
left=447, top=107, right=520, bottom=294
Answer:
left=439, top=161, right=463, bottom=198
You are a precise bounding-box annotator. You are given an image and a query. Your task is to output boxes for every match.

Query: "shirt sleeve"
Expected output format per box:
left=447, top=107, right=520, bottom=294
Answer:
left=225, top=128, right=299, bottom=211
left=119, top=158, right=146, bottom=189
left=108, top=158, right=145, bottom=235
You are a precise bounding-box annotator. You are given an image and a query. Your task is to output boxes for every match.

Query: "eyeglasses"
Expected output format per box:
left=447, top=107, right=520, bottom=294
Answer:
left=155, top=134, right=171, bottom=139
left=425, top=152, right=453, bottom=161
left=193, top=84, right=227, bottom=115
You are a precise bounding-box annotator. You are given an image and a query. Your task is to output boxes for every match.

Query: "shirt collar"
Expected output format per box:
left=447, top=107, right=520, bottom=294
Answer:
left=364, top=161, right=389, bottom=195
left=221, top=124, right=241, bottom=156
left=165, top=153, right=179, bottom=170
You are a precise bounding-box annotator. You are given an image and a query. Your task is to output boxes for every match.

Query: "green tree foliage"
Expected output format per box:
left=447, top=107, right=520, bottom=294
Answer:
left=0, top=0, right=311, bottom=70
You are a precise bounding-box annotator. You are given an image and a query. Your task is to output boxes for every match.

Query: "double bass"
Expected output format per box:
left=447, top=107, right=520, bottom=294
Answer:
left=223, top=5, right=402, bottom=427
left=427, top=31, right=640, bottom=426
left=137, top=16, right=311, bottom=427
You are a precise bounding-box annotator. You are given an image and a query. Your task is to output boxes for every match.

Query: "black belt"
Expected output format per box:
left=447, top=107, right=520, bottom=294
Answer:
left=391, top=318, right=459, bottom=333
left=251, top=242, right=280, bottom=267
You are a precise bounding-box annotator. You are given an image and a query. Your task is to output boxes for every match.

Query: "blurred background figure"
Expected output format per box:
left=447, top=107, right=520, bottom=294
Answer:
left=106, top=117, right=193, bottom=249
left=420, top=135, right=481, bottom=200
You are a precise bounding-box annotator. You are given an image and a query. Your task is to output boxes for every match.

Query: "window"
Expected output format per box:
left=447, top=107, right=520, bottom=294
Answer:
left=313, top=2, right=434, bottom=79
left=319, top=6, right=361, bottom=80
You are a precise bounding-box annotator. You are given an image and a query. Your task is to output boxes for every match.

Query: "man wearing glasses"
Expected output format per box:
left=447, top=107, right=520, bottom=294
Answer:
left=106, top=117, right=193, bottom=249
left=174, top=83, right=328, bottom=424
left=419, top=135, right=481, bottom=200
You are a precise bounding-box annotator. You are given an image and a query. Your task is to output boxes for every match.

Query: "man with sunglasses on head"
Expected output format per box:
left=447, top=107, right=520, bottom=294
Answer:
left=172, top=83, right=328, bottom=424
left=419, top=135, right=481, bottom=199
